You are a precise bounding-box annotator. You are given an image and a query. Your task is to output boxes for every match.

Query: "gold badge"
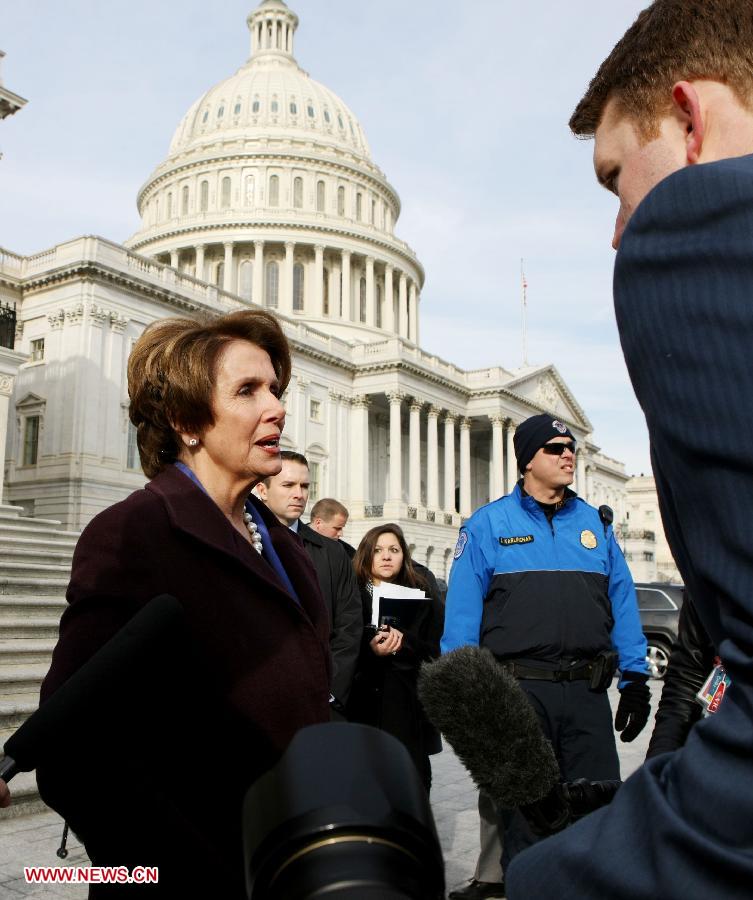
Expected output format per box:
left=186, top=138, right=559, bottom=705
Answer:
left=580, top=529, right=597, bottom=550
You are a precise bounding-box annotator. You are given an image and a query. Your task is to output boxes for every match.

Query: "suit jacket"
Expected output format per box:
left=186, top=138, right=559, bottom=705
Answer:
left=37, top=465, right=331, bottom=897
left=296, top=521, right=362, bottom=706
left=508, top=155, right=753, bottom=899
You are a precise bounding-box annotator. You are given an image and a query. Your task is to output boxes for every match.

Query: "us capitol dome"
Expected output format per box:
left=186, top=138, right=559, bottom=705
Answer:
left=125, top=0, right=424, bottom=345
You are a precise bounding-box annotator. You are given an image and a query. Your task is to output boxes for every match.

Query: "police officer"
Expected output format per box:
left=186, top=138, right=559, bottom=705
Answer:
left=442, top=414, right=650, bottom=879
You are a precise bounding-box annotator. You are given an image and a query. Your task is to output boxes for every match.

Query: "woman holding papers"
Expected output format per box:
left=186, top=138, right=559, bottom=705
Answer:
left=348, top=524, right=444, bottom=791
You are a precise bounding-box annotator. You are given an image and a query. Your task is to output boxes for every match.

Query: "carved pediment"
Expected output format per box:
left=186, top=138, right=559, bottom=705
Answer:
left=506, top=366, right=591, bottom=431
left=15, top=391, right=46, bottom=411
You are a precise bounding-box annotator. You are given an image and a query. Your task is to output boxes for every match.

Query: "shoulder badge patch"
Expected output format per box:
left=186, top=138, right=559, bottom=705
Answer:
left=580, top=529, right=598, bottom=550
left=454, top=531, right=468, bottom=560
left=499, top=535, right=534, bottom=546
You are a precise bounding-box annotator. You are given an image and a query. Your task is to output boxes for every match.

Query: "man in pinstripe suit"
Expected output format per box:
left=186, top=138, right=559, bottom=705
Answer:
left=507, top=2, right=753, bottom=898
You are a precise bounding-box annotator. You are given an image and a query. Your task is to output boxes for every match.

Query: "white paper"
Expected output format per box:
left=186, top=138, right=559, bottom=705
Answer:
left=371, top=584, right=426, bottom=627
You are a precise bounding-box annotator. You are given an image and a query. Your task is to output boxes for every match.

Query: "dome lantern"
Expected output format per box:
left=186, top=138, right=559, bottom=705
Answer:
left=246, top=0, right=299, bottom=61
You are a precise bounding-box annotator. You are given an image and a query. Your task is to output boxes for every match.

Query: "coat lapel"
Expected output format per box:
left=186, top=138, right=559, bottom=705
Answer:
left=146, top=467, right=299, bottom=607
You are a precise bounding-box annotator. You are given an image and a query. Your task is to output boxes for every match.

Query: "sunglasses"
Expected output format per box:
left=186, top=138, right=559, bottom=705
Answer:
left=541, top=441, right=576, bottom=456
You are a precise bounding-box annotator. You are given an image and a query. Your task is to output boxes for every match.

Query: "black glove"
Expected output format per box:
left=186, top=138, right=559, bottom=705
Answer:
left=615, top=672, right=651, bottom=742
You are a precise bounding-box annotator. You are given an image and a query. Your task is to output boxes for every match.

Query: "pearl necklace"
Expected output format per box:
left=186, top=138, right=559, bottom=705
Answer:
left=243, top=510, right=264, bottom=554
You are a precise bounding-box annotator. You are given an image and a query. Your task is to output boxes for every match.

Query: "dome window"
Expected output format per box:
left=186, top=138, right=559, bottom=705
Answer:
left=234, top=101, right=242, bottom=115
left=337, top=114, right=344, bottom=129
left=166, top=192, right=173, bottom=219
left=217, top=106, right=225, bottom=119
left=337, top=186, right=345, bottom=217
left=293, top=263, right=305, bottom=311
left=307, top=104, right=315, bottom=118
left=316, top=180, right=325, bottom=213
left=265, top=261, right=279, bottom=309
left=239, top=261, right=253, bottom=301
left=245, top=175, right=255, bottom=206
left=221, top=177, right=231, bottom=209
left=324, top=109, right=331, bottom=123
left=356, top=192, right=362, bottom=221
left=271, top=99, right=279, bottom=113
left=216, top=261, right=225, bottom=288
left=200, top=180, right=209, bottom=212
left=252, top=100, right=261, bottom=113
left=268, top=175, right=279, bottom=207
left=293, top=177, right=303, bottom=209
left=359, top=277, right=367, bottom=323
left=202, top=110, right=209, bottom=123
left=181, top=185, right=189, bottom=215
left=323, top=267, right=330, bottom=315
left=290, top=101, right=298, bottom=115
left=376, top=285, right=383, bottom=328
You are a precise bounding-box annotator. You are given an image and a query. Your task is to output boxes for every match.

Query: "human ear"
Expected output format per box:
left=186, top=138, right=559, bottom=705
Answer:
left=672, top=81, right=704, bottom=164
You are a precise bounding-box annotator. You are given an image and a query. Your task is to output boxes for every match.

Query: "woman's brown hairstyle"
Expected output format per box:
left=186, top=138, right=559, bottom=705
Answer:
left=127, top=309, right=291, bottom=478
left=353, top=523, right=426, bottom=590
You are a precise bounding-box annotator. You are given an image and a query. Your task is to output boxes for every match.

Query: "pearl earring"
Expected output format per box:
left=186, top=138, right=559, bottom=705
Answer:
left=188, top=438, right=199, bottom=447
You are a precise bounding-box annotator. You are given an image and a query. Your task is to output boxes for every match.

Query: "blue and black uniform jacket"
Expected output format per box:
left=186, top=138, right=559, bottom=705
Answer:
left=441, top=484, right=647, bottom=682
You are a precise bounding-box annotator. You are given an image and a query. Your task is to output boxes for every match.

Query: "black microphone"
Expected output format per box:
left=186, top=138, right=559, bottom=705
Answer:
left=418, top=646, right=620, bottom=835
left=0, top=594, right=184, bottom=782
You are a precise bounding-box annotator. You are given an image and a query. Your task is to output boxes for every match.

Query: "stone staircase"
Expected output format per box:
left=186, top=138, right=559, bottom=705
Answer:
left=0, top=504, right=79, bottom=818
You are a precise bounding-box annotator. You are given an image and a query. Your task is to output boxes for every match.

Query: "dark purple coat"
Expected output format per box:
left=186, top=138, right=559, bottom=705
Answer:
left=37, top=465, right=331, bottom=897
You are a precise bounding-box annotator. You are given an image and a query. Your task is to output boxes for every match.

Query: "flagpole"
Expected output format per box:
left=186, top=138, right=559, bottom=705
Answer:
left=521, top=258, right=529, bottom=366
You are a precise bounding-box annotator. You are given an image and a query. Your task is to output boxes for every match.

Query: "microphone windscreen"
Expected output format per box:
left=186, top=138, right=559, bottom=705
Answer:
left=418, top=646, right=560, bottom=807
left=3, top=594, right=184, bottom=776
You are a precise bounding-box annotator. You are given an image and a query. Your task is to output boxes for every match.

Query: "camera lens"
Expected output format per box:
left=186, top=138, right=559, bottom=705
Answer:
left=244, top=723, right=444, bottom=899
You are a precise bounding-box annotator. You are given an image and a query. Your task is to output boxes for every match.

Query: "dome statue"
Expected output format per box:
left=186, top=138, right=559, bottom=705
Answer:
left=125, top=0, right=424, bottom=345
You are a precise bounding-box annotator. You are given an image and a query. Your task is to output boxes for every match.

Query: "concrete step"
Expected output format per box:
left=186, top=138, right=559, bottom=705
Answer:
left=0, top=697, right=38, bottom=744
left=0, top=518, right=79, bottom=542
left=0, top=561, right=73, bottom=579
left=0, top=769, right=50, bottom=819
left=0, top=576, right=69, bottom=598
left=0, top=639, right=56, bottom=666
left=0, top=597, right=66, bottom=619
left=1, top=618, right=62, bottom=640
left=0, top=541, right=75, bottom=566
left=0, top=664, right=50, bottom=697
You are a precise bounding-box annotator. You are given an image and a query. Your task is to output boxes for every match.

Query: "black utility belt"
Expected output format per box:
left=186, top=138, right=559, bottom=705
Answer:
left=496, top=650, right=618, bottom=693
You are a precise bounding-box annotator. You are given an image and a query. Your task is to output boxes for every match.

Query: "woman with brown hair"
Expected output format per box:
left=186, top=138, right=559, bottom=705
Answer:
left=348, top=524, right=444, bottom=792
left=35, top=309, right=331, bottom=897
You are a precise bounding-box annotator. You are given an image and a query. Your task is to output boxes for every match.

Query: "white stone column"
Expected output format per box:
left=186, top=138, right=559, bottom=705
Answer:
left=490, top=415, right=504, bottom=501
left=460, top=417, right=472, bottom=517
left=169, top=249, right=179, bottom=269
left=341, top=250, right=351, bottom=320
left=387, top=392, right=404, bottom=503
left=0, top=348, right=28, bottom=505
left=195, top=244, right=205, bottom=282
left=253, top=240, right=264, bottom=306
left=443, top=413, right=457, bottom=513
left=427, top=405, right=439, bottom=510
left=349, top=395, right=370, bottom=513
left=314, top=244, right=324, bottom=317
left=398, top=272, right=408, bottom=338
left=223, top=242, right=233, bottom=292
left=365, top=256, right=375, bottom=326
left=576, top=450, right=586, bottom=497
left=408, top=399, right=422, bottom=507
left=408, top=281, right=418, bottom=344
left=338, top=396, right=350, bottom=499
left=384, top=264, right=395, bottom=333
left=585, top=464, right=593, bottom=504
left=281, top=241, right=294, bottom=315
left=505, top=418, right=517, bottom=493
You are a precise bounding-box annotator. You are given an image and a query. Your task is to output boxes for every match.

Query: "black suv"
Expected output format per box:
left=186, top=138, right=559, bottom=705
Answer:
left=635, top=582, right=685, bottom=679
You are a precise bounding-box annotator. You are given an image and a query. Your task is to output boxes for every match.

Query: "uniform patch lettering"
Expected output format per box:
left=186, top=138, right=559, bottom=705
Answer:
left=580, top=529, right=598, bottom=549
left=552, top=419, right=567, bottom=434
left=454, top=531, right=468, bottom=559
left=499, top=534, right=534, bottom=546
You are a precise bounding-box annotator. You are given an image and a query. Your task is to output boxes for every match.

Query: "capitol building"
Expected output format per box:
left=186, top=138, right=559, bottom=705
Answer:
left=0, top=0, right=630, bottom=577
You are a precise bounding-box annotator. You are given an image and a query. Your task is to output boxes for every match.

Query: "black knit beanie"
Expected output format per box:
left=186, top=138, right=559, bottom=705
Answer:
left=514, top=414, right=575, bottom=473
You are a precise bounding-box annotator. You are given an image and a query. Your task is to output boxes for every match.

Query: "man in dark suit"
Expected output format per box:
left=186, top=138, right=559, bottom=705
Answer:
left=507, top=2, right=753, bottom=898
left=257, top=452, right=362, bottom=715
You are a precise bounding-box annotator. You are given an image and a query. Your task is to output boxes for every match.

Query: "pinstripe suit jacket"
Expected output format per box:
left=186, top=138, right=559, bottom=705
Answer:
left=508, top=155, right=753, bottom=899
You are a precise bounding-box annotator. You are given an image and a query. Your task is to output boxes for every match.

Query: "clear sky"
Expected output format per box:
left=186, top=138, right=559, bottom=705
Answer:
left=0, top=0, right=654, bottom=475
